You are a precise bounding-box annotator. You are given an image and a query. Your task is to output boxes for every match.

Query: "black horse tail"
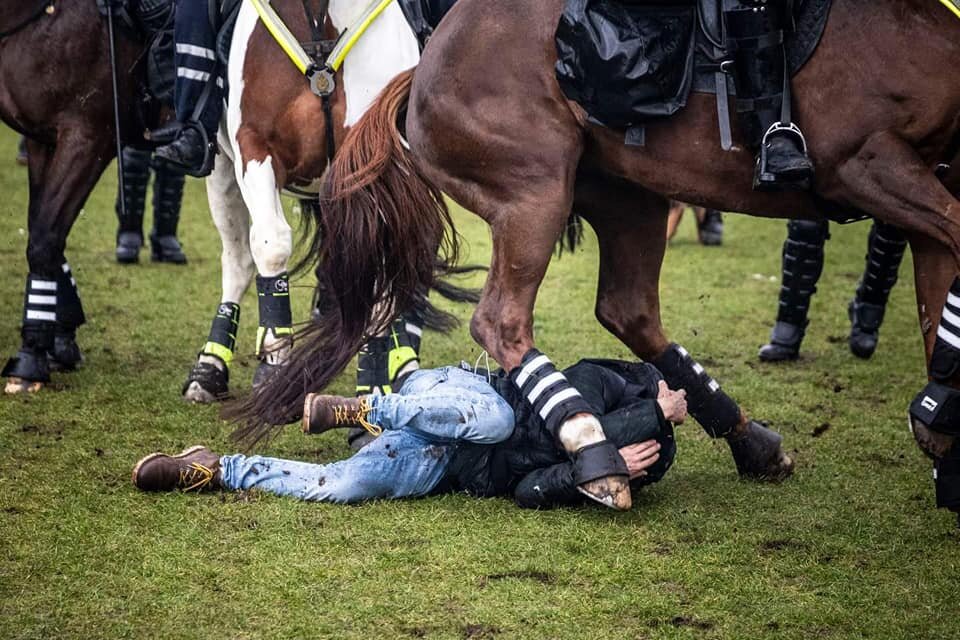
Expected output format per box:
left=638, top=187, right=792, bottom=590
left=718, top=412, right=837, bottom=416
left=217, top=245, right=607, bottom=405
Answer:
left=226, top=69, right=459, bottom=446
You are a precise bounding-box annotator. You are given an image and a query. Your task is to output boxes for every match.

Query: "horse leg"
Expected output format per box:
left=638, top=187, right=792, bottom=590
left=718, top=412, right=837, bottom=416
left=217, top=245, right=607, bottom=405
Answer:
left=578, top=176, right=794, bottom=480
left=825, top=132, right=960, bottom=521
left=665, top=201, right=684, bottom=241
left=4, top=130, right=110, bottom=393
left=183, top=146, right=254, bottom=402
left=233, top=135, right=293, bottom=387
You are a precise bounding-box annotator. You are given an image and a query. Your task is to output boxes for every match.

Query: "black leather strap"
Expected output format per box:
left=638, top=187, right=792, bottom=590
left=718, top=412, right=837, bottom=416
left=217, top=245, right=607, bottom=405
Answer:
left=573, top=441, right=628, bottom=485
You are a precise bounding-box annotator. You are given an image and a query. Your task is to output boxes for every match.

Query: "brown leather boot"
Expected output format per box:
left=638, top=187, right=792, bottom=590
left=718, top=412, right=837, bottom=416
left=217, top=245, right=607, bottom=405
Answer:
left=302, top=394, right=382, bottom=437
left=131, top=446, right=222, bottom=492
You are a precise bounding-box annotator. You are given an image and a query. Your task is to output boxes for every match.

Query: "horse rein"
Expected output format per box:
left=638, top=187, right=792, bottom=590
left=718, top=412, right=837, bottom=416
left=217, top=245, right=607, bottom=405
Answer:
left=0, top=1, right=55, bottom=40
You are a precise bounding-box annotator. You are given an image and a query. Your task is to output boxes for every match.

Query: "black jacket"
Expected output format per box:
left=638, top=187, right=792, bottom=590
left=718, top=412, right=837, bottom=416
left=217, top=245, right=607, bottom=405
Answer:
left=437, top=359, right=676, bottom=508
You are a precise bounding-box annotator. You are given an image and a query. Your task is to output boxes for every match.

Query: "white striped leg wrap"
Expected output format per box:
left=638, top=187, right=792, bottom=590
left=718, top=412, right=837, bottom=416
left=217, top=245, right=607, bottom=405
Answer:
left=930, top=279, right=960, bottom=381
left=24, top=275, right=57, bottom=323
left=512, top=349, right=591, bottom=434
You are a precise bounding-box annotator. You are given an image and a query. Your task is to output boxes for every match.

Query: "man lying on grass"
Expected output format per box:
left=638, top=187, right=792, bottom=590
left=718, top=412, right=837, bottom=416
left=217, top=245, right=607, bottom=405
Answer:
left=133, top=359, right=686, bottom=508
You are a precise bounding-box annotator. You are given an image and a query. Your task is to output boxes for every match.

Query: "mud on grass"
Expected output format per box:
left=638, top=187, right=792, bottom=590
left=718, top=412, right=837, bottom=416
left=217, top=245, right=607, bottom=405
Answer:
left=0, top=128, right=958, bottom=639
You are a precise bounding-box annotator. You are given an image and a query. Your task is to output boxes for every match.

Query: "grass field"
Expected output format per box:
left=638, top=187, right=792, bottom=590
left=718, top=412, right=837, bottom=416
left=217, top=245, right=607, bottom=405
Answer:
left=0, top=127, right=957, bottom=640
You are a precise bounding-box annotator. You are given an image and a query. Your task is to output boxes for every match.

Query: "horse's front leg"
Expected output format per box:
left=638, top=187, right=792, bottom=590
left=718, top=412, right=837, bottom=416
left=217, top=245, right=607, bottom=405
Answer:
left=234, top=134, right=294, bottom=388
left=184, top=145, right=254, bottom=402
left=578, top=177, right=794, bottom=480
left=471, top=201, right=632, bottom=510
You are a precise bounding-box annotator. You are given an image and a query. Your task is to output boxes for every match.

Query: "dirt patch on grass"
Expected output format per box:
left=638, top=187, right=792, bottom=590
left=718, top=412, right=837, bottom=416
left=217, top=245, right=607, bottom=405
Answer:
left=479, top=570, right=555, bottom=587
left=462, top=623, right=501, bottom=639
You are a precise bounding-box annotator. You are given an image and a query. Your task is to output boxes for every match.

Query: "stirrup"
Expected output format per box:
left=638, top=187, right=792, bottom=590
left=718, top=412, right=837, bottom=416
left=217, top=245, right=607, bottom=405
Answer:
left=754, top=122, right=813, bottom=192
left=154, top=122, right=216, bottom=178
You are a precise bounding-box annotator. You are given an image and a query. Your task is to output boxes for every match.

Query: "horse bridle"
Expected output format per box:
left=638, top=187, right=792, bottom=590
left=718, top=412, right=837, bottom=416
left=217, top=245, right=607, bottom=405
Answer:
left=298, top=0, right=339, bottom=164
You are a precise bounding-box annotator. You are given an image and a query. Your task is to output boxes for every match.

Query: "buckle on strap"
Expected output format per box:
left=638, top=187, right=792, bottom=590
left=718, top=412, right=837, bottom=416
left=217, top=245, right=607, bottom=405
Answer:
left=761, top=121, right=809, bottom=155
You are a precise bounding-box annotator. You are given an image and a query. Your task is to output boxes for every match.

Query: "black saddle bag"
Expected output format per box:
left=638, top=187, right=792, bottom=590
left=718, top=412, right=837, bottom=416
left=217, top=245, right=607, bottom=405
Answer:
left=555, top=0, right=697, bottom=129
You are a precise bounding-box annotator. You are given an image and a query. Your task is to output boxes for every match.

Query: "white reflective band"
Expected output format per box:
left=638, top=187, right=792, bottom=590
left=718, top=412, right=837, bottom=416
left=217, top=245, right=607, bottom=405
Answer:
left=216, top=77, right=224, bottom=89
left=677, top=345, right=689, bottom=357
left=937, top=324, right=960, bottom=349
left=539, top=387, right=581, bottom=421
left=515, top=354, right=551, bottom=388
left=946, top=292, right=960, bottom=314
left=692, top=362, right=705, bottom=375
left=941, top=306, right=960, bottom=332
left=404, top=322, right=422, bottom=337
left=708, top=379, right=720, bottom=393
left=26, top=309, right=56, bottom=322
left=30, top=280, right=56, bottom=292
left=527, top=372, right=565, bottom=405
left=61, top=263, right=70, bottom=273
left=176, top=43, right=216, bottom=60
left=177, top=68, right=211, bottom=81
left=27, top=294, right=56, bottom=306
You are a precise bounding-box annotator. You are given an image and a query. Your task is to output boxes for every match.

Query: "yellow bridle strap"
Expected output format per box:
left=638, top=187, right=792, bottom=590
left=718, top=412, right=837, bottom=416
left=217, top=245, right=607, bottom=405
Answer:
left=327, top=0, right=396, bottom=72
left=938, top=0, right=960, bottom=19
left=247, top=0, right=314, bottom=75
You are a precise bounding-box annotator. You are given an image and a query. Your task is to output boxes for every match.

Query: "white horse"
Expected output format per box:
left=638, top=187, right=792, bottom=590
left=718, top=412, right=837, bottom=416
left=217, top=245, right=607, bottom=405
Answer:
left=183, top=0, right=422, bottom=402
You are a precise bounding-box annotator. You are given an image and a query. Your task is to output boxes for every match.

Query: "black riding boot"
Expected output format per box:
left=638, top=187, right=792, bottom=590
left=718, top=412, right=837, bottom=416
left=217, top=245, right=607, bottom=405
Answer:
left=759, top=219, right=829, bottom=361
left=349, top=313, right=423, bottom=450
left=848, top=221, right=907, bottom=359
left=724, top=0, right=814, bottom=191
left=149, top=159, right=187, bottom=264
left=697, top=209, right=724, bottom=246
left=115, top=147, right=151, bottom=264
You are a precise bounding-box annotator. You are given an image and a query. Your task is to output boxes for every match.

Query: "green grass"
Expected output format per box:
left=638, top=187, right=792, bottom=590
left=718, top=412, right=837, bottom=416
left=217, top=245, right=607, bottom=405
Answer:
left=0, top=127, right=957, bottom=640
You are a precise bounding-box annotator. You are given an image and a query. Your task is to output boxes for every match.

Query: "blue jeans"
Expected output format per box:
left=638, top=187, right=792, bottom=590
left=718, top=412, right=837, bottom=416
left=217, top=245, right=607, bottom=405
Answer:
left=219, top=367, right=515, bottom=503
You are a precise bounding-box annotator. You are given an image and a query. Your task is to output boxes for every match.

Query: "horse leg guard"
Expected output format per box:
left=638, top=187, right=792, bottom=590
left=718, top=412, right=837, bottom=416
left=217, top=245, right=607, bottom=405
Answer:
left=512, top=349, right=631, bottom=510
left=183, top=302, right=239, bottom=402
left=49, top=263, right=86, bottom=371
left=3, top=274, right=62, bottom=392
left=253, top=274, right=292, bottom=388
left=652, top=343, right=794, bottom=479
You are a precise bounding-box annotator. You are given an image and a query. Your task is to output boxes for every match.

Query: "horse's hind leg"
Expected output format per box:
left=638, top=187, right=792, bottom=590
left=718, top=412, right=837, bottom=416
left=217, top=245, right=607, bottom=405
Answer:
left=578, top=176, right=794, bottom=480
left=3, top=130, right=110, bottom=393
left=183, top=147, right=254, bottom=402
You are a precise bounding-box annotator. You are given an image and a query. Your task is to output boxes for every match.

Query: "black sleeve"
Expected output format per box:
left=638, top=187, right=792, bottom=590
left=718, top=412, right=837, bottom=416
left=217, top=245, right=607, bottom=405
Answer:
left=512, top=462, right=583, bottom=509
left=563, top=361, right=629, bottom=414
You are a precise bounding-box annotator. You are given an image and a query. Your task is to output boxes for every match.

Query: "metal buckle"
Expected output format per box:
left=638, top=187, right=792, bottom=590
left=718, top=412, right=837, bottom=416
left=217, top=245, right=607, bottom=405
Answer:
left=761, top=121, right=808, bottom=154
left=308, top=65, right=336, bottom=97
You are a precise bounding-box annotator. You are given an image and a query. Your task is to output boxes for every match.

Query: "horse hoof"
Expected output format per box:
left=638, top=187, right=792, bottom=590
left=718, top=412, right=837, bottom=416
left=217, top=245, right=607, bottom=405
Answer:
left=909, top=415, right=955, bottom=460
left=5, top=377, right=43, bottom=394
left=727, top=420, right=794, bottom=481
left=182, top=362, right=229, bottom=403
left=577, top=475, right=632, bottom=511
left=49, top=334, right=83, bottom=372
left=252, top=361, right=282, bottom=388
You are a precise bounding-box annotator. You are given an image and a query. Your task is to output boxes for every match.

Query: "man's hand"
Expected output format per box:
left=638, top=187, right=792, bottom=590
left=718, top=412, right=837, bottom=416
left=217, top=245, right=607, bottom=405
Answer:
left=656, top=380, right=687, bottom=424
left=618, top=440, right=661, bottom=479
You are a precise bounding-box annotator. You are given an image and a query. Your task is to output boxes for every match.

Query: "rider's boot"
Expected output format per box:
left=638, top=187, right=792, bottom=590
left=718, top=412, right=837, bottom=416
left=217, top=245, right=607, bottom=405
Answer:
left=759, top=219, right=829, bottom=361
left=697, top=209, right=724, bottom=246
left=349, top=313, right=423, bottom=450
left=115, top=147, right=150, bottom=264
left=152, top=0, right=221, bottom=177
left=848, top=221, right=907, bottom=359
left=724, top=0, right=814, bottom=191
left=149, top=159, right=187, bottom=264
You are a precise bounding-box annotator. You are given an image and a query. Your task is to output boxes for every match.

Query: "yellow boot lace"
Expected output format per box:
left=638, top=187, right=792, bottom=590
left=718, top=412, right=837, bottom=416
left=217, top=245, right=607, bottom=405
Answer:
left=178, top=462, right=216, bottom=492
left=332, top=397, right=382, bottom=436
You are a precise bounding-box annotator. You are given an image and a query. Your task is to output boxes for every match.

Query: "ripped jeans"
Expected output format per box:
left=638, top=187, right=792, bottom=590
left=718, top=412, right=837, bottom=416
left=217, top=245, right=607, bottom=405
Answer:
left=218, top=367, right=515, bottom=503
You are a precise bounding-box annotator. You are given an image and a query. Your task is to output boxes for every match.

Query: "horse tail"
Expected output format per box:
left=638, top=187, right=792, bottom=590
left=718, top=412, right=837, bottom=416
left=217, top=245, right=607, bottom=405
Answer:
left=226, top=68, right=459, bottom=446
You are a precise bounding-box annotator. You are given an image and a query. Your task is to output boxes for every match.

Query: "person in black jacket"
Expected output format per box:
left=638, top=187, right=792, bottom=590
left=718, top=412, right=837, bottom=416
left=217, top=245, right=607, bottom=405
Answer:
left=132, top=360, right=684, bottom=509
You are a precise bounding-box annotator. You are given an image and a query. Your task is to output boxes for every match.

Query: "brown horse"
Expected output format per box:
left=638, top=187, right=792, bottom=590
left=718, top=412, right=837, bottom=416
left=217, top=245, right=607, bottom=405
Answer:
left=240, top=0, right=960, bottom=515
left=0, top=1, right=153, bottom=392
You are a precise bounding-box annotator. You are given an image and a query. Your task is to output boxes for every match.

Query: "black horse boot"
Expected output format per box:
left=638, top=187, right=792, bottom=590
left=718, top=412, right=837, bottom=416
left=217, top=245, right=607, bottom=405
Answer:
left=115, top=147, right=150, bottom=264
left=759, top=219, right=829, bottom=361
left=724, top=0, right=814, bottom=191
left=149, top=158, right=187, bottom=264
left=697, top=209, right=724, bottom=246
left=848, top=221, right=907, bottom=359
left=349, top=313, right=423, bottom=450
